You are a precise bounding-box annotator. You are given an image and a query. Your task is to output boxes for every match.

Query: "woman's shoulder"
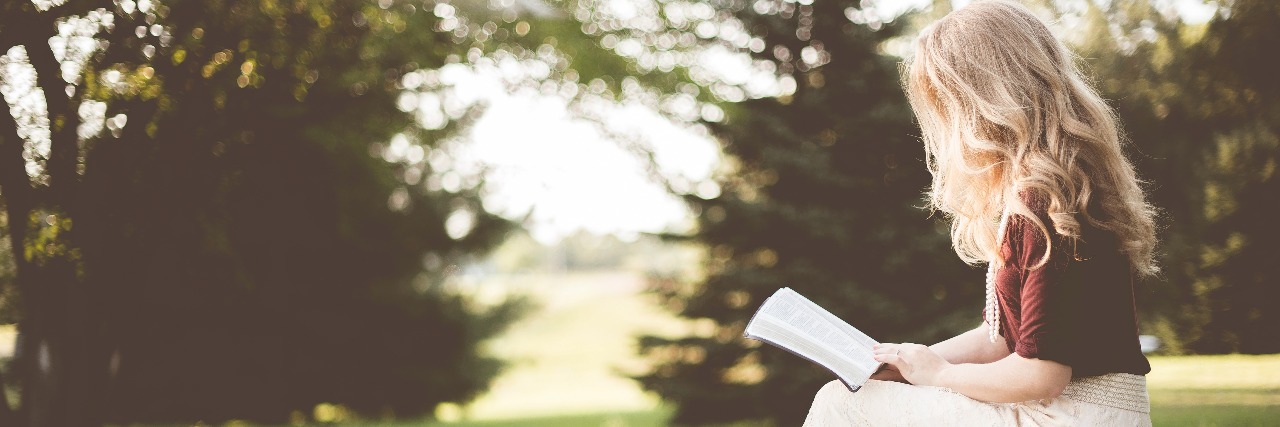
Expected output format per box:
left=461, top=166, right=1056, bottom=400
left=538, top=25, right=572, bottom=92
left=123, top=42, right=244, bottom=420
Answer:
left=1004, top=190, right=1054, bottom=246
left=1005, top=189, right=1123, bottom=266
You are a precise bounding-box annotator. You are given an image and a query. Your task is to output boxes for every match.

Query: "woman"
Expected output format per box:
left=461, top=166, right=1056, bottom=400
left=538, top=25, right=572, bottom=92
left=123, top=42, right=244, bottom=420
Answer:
left=803, top=1, right=1157, bottom=425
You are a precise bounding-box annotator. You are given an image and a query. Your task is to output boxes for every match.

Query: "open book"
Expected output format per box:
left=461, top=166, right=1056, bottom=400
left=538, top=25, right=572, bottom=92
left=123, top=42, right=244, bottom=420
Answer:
left=743, top=287, right=882, bottom=391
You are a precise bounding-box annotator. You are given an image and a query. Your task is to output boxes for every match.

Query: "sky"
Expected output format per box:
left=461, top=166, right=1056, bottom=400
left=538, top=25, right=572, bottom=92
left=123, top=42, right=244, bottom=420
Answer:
left=452, top=0, right=1220, bottom=243
left=460, top=93, right=718, bottom=243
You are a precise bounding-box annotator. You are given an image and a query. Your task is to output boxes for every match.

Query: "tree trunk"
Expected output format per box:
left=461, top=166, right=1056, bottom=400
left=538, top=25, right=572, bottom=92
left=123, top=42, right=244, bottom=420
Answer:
left=0, top=95, right=31, bottom=427
left=18, top=259, right=96, bottom=427
left=3, top=5, right=104, bottom=425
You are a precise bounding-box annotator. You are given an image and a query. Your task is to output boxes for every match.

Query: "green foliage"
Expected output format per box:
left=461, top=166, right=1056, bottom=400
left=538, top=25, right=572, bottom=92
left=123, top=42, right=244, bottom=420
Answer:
left=41, top=0, right=528, bottom=423
left=5, top=0, right=728, bottom=421
left=0, top=0, right=629, bottom=424
left=636, top=2, right=982, bottom=425
left=1078, top=0, right=1280, bottom=354
left=1172, top=0, right=1280, bottom=355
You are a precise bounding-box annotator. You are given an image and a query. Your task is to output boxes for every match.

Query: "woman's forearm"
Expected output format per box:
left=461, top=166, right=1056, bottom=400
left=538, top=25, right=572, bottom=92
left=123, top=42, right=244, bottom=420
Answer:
left=929, top=323, right=1011, bottom=365
left=937, top=353, right=1072, bottom=403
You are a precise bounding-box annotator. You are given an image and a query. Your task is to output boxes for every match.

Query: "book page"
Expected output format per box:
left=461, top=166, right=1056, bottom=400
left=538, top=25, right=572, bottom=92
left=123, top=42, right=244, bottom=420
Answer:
left=790, top=290, right=880, bottom=353
left=758, top=289, right=879, bottom=371
left=744, top=288, right=882, bottom=390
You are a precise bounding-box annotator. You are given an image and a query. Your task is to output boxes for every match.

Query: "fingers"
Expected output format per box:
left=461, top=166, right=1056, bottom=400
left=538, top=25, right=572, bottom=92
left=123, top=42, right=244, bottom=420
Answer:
left=873, top=352, right=903, bottom=365
left=871, top=358, right=898, bottom=375
left=872, top=344, right=903, bottom=365
left=872, top=343, right=899, bottom=356
left=872, top=342, right=923, bottom=356
left=872, top=343, right=929, bottom=368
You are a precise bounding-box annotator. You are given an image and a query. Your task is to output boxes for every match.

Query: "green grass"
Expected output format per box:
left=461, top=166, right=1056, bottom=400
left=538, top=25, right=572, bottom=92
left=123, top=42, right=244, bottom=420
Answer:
left=1146, top=354, right=1280, bottom=426
left=110, top=272, right=1280, bottom=426
left=1148, top=354, right=1280, bottom=392
left=370, top=349, right=1280, bottom=427
left=396, top=337, right=1280, bottom=427
left=455, top=272, right=690, bottom=420
left=1150, top=405, right=1280, bottom=427
left=350, top=409, right=671, bottom=427
left=434, top=275, right=1280, bottom=427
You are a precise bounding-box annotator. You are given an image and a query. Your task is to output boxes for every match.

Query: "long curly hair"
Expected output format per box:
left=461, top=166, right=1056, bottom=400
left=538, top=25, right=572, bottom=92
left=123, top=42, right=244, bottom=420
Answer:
left=902, top=0, right=1158, bottom=276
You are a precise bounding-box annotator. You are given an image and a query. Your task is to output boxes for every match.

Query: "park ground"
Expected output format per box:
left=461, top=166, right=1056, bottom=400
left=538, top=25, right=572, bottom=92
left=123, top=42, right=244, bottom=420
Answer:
left=120, top=271, right=1280, bottom=426
left=412, top=272, right=1280, bottom=427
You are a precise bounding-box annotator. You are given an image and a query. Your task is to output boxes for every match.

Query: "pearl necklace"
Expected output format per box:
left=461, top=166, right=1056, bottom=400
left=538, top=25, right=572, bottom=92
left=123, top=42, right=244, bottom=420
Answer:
left=985, top=211, right=1011, bottom=344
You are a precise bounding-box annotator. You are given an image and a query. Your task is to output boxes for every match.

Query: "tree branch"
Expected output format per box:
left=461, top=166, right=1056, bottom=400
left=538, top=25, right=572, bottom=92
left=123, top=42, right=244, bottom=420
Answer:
left=3, top=0, right=117, bottom=207
left=19, top=16, right=83, bottom=207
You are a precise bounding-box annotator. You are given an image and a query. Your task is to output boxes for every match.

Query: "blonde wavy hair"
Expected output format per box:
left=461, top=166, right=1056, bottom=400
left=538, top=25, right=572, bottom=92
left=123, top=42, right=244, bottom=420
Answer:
left=903, top=0, right=1158, bottom=276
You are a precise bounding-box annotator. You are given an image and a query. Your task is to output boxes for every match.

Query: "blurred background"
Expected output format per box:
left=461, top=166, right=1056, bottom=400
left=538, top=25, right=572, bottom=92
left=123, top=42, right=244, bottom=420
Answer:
left=0, top=0, right=1276, bottom=425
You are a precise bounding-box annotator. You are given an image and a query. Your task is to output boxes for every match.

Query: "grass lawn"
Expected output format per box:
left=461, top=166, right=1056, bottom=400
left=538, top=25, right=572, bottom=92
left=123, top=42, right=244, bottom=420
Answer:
left=394, top=355, right=1280, bottom=427
left=390, top=273, right=1280, bottom=427
left=114, top=272, right=1280, bottom=426
left=1147, top=354, right=1280, bottom=426
left=350, top=409, right=672, bottom=427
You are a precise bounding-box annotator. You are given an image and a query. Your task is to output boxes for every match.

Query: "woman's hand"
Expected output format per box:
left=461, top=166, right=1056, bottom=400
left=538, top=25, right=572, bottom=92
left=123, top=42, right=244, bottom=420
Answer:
left=872, top=343, right=953, bottom=387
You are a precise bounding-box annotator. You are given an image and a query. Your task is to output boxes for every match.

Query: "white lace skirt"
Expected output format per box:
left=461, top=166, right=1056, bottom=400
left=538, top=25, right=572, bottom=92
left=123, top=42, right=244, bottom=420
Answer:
left=803, top=373, right=1152, bottom=426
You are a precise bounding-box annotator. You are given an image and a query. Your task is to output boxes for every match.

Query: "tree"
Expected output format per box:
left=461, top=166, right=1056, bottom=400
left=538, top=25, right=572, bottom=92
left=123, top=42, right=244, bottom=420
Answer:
left=0, top=0, right=540, bottom=424
left=1068, top=0, right=1280, bottom=354
left=636, top=1, right=984, bottom=424
left=1, top=0, right=730, bottom=421
left=1179, top=0, right=1280, bottom=353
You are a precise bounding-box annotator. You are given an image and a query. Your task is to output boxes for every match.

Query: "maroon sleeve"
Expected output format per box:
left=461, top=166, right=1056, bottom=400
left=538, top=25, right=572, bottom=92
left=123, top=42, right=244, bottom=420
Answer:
left=993, top=193, right=1149, bottom=375
left=1005, top=209, right=1075, bottom=364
